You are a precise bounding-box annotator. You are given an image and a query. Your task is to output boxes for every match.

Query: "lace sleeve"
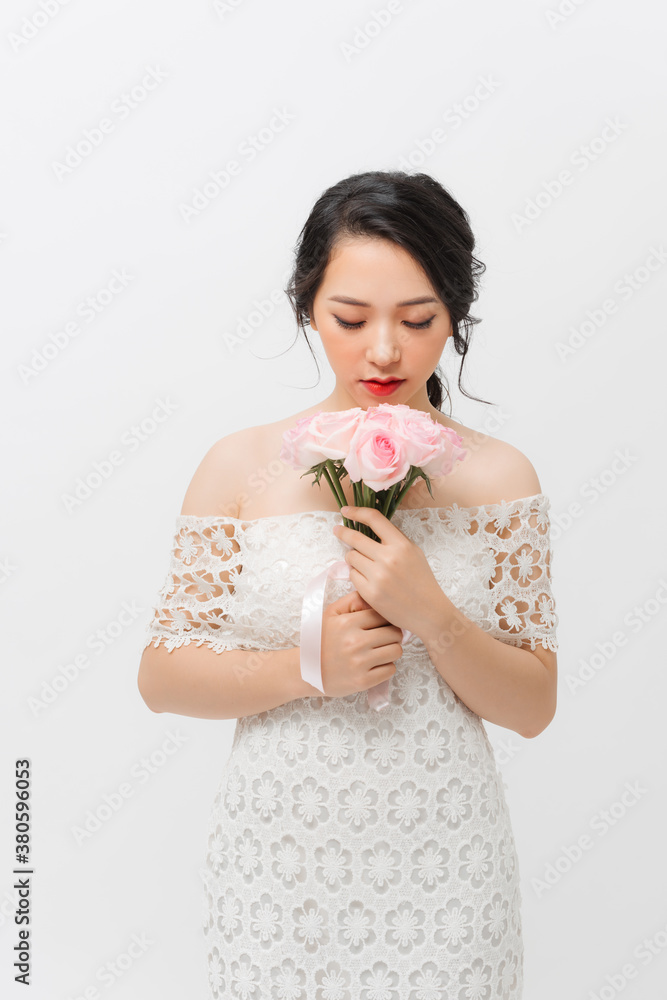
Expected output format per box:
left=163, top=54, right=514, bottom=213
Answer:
left=142, top=516, right=263, bottom=654
left=479, top=495, right=559, bottom=652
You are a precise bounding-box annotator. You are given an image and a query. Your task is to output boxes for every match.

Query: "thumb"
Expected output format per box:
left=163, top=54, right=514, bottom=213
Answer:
left=347, top=590, right=371, bottom=613
left=328, top=590, right=371, bottom=616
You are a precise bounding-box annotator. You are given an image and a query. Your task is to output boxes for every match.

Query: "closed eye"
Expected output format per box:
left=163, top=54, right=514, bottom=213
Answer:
left=334, top=316, right=436, bottom=330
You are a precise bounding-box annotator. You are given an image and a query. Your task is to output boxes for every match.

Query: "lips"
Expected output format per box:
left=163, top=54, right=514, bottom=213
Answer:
left=361, top=378, right=405, bottom=396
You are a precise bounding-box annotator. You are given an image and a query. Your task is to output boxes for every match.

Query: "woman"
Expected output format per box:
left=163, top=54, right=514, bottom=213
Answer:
left=138, top=170, right=559, bottom=998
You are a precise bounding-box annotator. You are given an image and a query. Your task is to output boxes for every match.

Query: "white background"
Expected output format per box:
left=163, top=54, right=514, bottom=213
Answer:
left=2, top=0, right=667, bottom=997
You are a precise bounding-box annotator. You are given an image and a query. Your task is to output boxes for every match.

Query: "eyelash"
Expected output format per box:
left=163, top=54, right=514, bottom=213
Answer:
left=333, top=316, right=436, bottom=330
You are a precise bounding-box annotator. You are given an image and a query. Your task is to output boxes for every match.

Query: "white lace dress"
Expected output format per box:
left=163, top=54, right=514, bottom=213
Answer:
left=143, top=493, right=559, bottom=999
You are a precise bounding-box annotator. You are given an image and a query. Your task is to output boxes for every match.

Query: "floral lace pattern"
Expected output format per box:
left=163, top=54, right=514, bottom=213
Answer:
left=143, top=493, right=559, bottom=998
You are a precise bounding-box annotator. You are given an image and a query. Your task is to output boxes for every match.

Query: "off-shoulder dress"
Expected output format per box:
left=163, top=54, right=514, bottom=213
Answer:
left=143, top=494, right=559, bottom=999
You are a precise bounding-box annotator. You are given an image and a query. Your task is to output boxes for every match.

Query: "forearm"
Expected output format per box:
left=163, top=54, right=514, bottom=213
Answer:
left=414, top=592, right=556, bottom=739
left=138, top=641, right=320, bottom=720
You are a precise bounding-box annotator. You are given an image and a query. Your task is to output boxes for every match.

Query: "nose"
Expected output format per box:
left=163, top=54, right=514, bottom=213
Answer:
left=365, top=326, right=401, bottom=366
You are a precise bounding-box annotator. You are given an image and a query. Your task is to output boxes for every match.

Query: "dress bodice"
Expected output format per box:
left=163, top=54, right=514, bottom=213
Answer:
left=143, top=492, right=559, bottom=662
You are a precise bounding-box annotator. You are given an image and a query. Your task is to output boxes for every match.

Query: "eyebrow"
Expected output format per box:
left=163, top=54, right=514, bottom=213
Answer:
left=327, top=295, right=438, bottom=307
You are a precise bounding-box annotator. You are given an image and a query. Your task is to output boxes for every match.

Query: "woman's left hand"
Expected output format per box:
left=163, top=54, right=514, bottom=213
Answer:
left=332, top=506, right=445, bottom=638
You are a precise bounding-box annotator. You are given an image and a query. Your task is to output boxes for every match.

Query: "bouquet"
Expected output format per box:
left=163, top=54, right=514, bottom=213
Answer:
left=281, top=403, right=467, bottom=709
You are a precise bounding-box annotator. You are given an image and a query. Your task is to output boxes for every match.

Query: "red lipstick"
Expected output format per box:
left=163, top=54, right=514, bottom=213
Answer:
left=361, top=379, right=405, bottom=396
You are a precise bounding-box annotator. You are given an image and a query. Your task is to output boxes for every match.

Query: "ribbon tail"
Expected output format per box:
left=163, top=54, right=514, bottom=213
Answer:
left=299, top=559, right=412, bottom=712
left=299, top=560, right=349, bottom=695
left=367, top=679, right=391, bottom=711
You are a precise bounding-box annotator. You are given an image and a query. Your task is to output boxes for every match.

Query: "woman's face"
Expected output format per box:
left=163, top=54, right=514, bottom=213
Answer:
left=309, top=237, right=453, bottom=414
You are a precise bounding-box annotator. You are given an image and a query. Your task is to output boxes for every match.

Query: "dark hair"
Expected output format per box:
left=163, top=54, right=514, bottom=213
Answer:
left=284, top=170, right=495, bottom=413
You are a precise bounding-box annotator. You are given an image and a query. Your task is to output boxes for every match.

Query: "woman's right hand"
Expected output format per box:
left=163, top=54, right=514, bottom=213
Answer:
left=320, top=590, right=404, bottom=698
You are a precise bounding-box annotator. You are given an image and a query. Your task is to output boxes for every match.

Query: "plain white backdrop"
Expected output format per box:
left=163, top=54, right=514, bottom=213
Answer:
left=2, top=0, right=666, bottom=997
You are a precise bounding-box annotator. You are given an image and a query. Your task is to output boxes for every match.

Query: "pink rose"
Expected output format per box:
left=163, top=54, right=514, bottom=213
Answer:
left=371, top=403, right=412, bottom=416
left=280, top=408, right=365, bottom=469
left=421, top=426, right=467, bottom=477
left=344, top=408, right=412, bottom=490
left=394, top=407, right=447, bottom=467
left=305, top=408, right=364, bottom=460
left=364, top=404, right=467, bottom=477
left=280, top=412, right=328, bottom=469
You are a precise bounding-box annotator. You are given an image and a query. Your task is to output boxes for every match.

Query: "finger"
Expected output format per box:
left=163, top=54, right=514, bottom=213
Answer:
left=349, top=599, right=387, bottom=626
left=333, top=521, right=379, bottom=556
left=332, top=591, right=367, bottom=614
left=339, top=505, right=399, bottom=544
left=370, top=626, right=404, bottom=649
left=348, top=591, right=370, bottom=613
left=345, top=547, right=372, bottom=581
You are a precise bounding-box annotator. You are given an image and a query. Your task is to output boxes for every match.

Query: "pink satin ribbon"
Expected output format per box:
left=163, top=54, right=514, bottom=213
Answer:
left=299, top=559, right=412, bottom=711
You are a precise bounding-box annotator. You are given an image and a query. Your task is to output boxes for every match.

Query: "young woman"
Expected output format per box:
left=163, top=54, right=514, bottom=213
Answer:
left=138, top=170, right=559, bottom=999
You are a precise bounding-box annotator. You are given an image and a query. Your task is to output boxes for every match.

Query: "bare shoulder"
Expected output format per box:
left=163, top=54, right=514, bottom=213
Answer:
left=438, top=416, right=543, bottom=506
left=178, top=409, right=309, bottom=519
left=179, top=425, right=261, bottom=517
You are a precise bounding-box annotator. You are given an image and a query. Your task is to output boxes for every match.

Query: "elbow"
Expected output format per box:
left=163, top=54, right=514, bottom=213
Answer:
left=521, top=669, right=557, bottom=739
left=137, top=650, right=164, bottom=713
left=137, top=675, right=163, bottom=713
left=138, top=684, right=163, bottom=714
left=521, top=704, right=557, bottom=740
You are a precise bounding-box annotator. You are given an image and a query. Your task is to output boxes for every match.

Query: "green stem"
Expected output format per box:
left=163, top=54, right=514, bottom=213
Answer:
left=350, top=480, right=361, bottom=534
left=368, top=486, right=376, bottom=537
left=389, top=467, right=422, bottom=512
left=381, top=482, right=399, bottom=517
left=368, top=484, right=382, bottom=540
left=359, top=483, right=368, bottom=536
left=323, top=460, right=347, bottom=505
